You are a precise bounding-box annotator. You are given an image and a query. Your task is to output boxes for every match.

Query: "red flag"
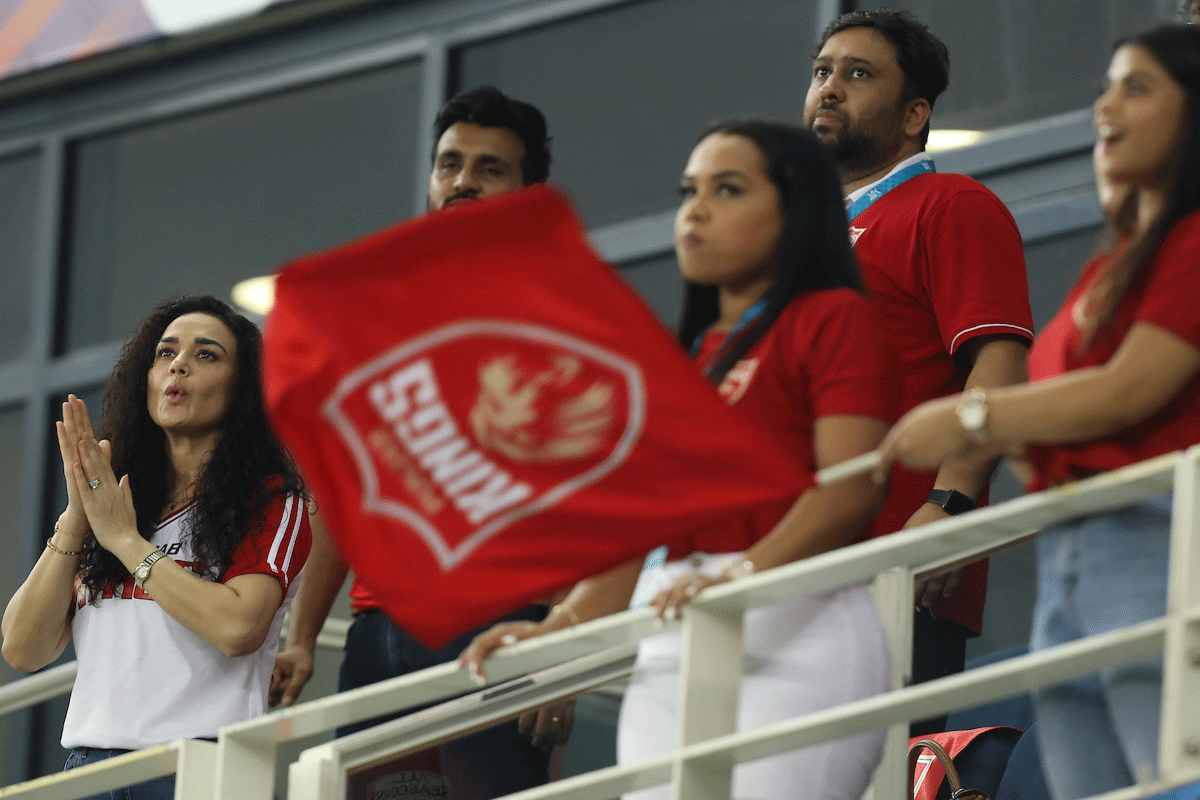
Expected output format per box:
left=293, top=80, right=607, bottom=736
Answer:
left=263, top=185, right=811, bottom=647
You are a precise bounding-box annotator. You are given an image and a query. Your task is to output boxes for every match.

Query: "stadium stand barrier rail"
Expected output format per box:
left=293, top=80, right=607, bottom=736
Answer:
left=1, top=445, right=1198, bottom=800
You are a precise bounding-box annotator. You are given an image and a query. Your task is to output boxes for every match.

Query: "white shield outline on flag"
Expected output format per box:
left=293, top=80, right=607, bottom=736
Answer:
left=323, top=320, right=646, bottom=571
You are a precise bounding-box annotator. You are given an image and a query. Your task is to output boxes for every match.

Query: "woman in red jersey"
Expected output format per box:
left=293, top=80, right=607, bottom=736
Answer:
left=464, top=120, right=897, bottom=800
left=881, top=25, right=1200, bottom=800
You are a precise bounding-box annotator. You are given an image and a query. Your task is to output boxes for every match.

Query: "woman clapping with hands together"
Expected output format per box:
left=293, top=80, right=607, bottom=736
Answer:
left=2, top=296, right=311, bottom=800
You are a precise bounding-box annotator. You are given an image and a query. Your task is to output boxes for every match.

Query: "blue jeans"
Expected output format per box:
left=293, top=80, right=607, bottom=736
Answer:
left=338, top=607, right=553, bottom=800
left=64, top=748, right=175, bottom=800
left=1030, top=494, right=1177, bottom=800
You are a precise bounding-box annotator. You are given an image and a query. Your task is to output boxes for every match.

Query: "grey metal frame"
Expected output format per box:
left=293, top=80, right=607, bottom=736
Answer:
left=0, top=0, right=1104, bottom=780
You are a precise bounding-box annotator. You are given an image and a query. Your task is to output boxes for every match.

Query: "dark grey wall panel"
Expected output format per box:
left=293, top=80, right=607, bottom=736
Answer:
left=858, top=0, right=1171, bottom=130
left=454, top=0, right=817, bottom=228
left=60, top=61, right=422, bottom=352
left=0, top=155, right=39, bottom=365
left=0, top=405, right=30, bottom=785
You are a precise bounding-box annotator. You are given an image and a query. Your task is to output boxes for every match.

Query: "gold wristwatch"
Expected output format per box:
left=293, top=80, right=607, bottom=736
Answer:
left=134, top=550, right=166, bottom=589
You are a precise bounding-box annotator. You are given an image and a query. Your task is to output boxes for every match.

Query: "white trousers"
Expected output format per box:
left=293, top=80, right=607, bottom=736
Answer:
left=617, top=553, right=891, bottom=800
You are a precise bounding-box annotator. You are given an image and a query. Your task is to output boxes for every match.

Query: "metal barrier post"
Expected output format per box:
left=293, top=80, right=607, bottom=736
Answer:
left=214, top=733, right=278, bottom=800
left=872, top=566, right=914, bottom=800
left=287, top=753, right=340, bottom=800
left=1160, top=446, right=1200, bottom=784
left=174, top=739, right=219, bottom=800
left=672, top=603, right=744, bottom=800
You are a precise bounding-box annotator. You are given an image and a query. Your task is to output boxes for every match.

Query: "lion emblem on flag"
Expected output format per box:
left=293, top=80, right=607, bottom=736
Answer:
left=470, top=354, right=616, bottom=462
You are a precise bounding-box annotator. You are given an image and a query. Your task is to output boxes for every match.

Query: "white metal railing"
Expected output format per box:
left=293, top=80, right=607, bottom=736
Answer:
left=0, top=663, right=76, bottom=721
left=2, top=447, right=1199, bottom=800
left=0, top=619, right=351, bottom=722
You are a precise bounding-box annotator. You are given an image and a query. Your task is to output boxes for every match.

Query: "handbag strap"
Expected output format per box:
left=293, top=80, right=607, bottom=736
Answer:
left=907, top=737, right=991, bottom=800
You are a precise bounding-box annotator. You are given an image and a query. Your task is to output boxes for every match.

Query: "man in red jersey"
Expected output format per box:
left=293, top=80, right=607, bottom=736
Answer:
left=269, top=86, right=566, bottom=799
left=804, top=9, right=1034, bottom=735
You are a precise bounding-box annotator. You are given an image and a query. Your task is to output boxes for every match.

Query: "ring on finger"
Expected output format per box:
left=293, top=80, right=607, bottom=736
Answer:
left=88, top=478, right=101, bottom=490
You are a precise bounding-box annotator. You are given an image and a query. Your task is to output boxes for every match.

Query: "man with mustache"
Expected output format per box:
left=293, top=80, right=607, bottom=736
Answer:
left=425, top=87, right=550, bottom=212
left=271, top=85, right=564, bottom=798
left=804, top=9, right=1034, bottom=735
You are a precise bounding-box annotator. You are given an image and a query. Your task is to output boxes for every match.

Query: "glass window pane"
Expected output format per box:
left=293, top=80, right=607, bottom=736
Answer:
left=0, top=154, right=39, bottom=364
left=453, top=0, right=817, bottom=228
left=61, top=61, right=423, bottom=352
left=855, top=1, right=1158, bottom=130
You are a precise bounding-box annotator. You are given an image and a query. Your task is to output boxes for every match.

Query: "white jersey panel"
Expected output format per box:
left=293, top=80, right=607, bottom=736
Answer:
left=62, top=494, right=306, bottom=750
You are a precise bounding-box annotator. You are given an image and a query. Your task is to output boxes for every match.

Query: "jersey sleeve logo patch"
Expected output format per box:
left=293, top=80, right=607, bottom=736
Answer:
left=323, top=321, right=645, bottom=570
left=849, top=225, right=867, bottom=246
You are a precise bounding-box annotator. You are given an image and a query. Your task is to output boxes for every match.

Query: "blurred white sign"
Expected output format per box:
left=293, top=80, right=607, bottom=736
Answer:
left=141, top=0, right=275, bottom=35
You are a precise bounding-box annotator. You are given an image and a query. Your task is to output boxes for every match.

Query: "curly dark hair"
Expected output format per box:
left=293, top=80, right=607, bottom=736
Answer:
left=78, top=295, right=303, bottom=598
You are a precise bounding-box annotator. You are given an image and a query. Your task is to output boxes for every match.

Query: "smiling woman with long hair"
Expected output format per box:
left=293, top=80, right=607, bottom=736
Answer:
left=881, top=24, right=1200, bottom=800
left=1, top=295, right=311, bottom=800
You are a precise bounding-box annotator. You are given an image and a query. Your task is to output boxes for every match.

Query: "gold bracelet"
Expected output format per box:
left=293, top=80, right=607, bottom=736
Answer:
left=46, top=537, right=82, bottom=557
left=46, top=520, right=83, bottom=556
left=551, top=603, right=581, bottom=627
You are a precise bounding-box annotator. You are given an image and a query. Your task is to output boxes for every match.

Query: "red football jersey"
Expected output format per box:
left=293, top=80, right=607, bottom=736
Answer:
left=853, top=170, right=1034, bottom=632
left=263, top=186, right=813, bottom=647
left=671, top=288, right=899, bottom=557
left=1027, top=211, right=1200, bottom=490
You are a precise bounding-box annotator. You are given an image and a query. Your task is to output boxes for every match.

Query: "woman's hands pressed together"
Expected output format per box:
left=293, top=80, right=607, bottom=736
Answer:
left=53, top=395, right=97, bottom=551
left=1, top=395, right=134, bottom=672
left=61, top=395, right=142, bottom=559
left=72, top=438, right=138, bottom=554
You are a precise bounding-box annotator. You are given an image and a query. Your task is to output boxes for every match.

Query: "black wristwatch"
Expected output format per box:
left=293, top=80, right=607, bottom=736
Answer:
left=926, top=489, right=976, bottom=516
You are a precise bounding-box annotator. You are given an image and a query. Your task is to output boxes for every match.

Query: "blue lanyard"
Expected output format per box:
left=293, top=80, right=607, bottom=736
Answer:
left=690, top=297, right=768, bottom=358
left=846, top=159, right=935, bottom=222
